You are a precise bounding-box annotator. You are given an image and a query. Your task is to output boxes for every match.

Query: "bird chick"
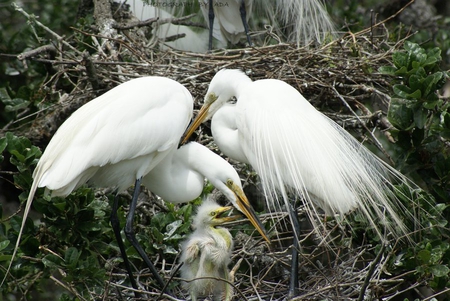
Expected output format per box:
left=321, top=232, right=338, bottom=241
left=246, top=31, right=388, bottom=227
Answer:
left=180, top=199, right=239, bottom=301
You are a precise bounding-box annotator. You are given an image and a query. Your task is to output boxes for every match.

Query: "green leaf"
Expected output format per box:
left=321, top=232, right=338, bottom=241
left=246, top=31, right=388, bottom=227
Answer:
left=0, top=137, right=6, bottom=163
left=5, top=98, right=30, bottom=112
left=394, top=84, right=422, bottom=100
left=165, top=220, right=182, bottom=239
left=414, top=109, right=428, bottom=129
left=0, top=240, right=10, bottom=252
left=423, top=99, right=440, bottom=109
left=65, top=247, right=80, bottom=270
left=378, top=66, right=397, bottom=75
left=395, top=66, right=409, bottom=76
left=411, top=128, right=424, bottom=146
left=0, top=87, right=11, bottom=104
left=393, top=52, right=408, bottom=69
left=417, top=249, right=431, bottom=263
left=423, top=47, right=442, bottom=68
left=430, top=265, right=450, bottom=277
left=409, top=75, right=422, bottom=92
left=388, top=98, right=414, bottom=130
left=42, top=254, right=63, bottom=269
left=423, top=72, right=444, bottom=97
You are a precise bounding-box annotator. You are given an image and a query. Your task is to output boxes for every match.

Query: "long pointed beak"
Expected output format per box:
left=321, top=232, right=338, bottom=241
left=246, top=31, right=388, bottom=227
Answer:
left=214, top=206, right=241, bottom=224
left=227, top=181, right=271, bottom=243
left=180, top=102, right=212, bottom=145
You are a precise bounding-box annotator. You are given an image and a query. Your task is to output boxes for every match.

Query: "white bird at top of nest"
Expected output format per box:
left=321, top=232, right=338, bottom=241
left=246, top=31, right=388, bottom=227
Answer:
left=200, top=0, right=337, bottom=50
left=180, top=198, right=239, bottom=301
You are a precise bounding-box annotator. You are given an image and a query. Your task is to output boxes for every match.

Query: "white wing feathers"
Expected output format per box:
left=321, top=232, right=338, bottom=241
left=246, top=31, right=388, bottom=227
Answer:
left=36, top=77, right=192, bottom=194
left=2, top=76, right=193, bottom=288
left=237, top=79, right=408, bottom=236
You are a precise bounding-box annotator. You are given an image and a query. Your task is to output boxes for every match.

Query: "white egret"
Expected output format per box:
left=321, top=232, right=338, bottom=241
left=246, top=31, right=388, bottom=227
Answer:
left=180, top=198, right=237, bottom=301
left=274, top=0, right=337, bottom=46
left=122, top=0, right=219, bottom=52
left=200, top=0, right=336, bottom=50
left=200, top=0, right=252, bottom=50
left=1, top=76, right=269, bottom=295
left=181, top=69, right=417, bottom=296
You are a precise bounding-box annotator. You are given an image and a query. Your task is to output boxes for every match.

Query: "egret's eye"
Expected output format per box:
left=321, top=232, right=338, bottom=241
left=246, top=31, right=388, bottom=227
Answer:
left=210, top=211, right=216, bottom=217
left=226, top=179, right=233, bottom=187
left=227, top=96, right=237, bottom=104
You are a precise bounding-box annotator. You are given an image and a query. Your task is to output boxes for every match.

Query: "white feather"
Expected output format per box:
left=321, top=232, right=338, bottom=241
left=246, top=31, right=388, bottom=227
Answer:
left=142, top=141, right=244, bottom=206
left=1, top=75, right=270, bottom=287
left=200, top=0, right=253, bottom=45
left=194, top=69, right=417, bottom=241
left=274, top=0, right=337, bottom=46
left=36, top=76, right=192, bottom=194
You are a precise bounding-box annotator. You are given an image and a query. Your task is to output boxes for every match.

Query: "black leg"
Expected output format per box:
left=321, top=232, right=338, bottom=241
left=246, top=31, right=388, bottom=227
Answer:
left=239, top=0, right=252, bottom=46
left=111, top=193, right=142, bottom=298
left=288, top=202, right=300, bottom=299
left=124, top=177, right=169, bottom=294
left=208, top=0, right=214, bottom=51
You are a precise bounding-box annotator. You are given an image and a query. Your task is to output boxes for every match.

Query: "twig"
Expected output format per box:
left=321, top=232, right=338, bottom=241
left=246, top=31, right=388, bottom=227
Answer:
left=82, top=51, right=103, bottom=92
left=331, top=83, right=395, bottom=165
left=114, top=17, right=159, bottom=30
left=353, top=0, right=416, bottom=36
left=12, top=3, right=82, bottom=55
left=17, top=44, right=57, bottom=60
left=50, top=276, right=89, bottom=301
left=357, top=244, right=386, bottom=301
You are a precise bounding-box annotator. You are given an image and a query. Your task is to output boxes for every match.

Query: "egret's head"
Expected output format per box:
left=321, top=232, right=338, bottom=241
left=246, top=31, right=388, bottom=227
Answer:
left=181, top=69, right=251, bottom=144
left=193, top=199, right=239, bottom=229
left=219, top=178, right=270, bottom=243
left=208, top=162, right=270, bottom=243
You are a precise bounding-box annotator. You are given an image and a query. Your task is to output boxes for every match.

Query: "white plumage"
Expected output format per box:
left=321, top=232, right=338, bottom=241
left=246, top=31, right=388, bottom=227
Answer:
left=2, top=76, right=269, bottom=291
left=200, top=0, right=337, bottom=49
left=200, top=0, right=252, bottom=46
left=36, top=77, right=192, bottom=195
left=183, top=69, right=415, bottom=240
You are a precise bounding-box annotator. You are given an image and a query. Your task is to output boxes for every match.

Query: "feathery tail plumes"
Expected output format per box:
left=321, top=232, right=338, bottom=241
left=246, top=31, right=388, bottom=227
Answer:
left=1, top=176, right=39, bottom=287
left=249, top=91, right=417, bottom=243
left=275, top=0, right=337, bottom=46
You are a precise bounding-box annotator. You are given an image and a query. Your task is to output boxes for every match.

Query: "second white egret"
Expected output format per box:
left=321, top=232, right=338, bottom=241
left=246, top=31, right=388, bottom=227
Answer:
left=182, top=68, right=417, bottom=296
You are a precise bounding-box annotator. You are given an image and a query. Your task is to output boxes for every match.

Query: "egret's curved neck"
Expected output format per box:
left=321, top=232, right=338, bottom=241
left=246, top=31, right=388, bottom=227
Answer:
left=142, top=142, right=236, bottom=205
left=142, top=146, right=204, bottom=204
left=211, top=103, right=249, bottom=163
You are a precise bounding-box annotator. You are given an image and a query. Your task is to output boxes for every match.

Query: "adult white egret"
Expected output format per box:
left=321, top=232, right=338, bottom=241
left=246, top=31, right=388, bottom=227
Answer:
left=181, top=69, right=417, bottom=296
left=200, top=0, right=252, bottom=50
left=1, top=76, right=269, bottom=295
left=274, top=0, right=337, bottom=46
left=122, top=0, right=217, bottom=52
left=180, top=198, right=237, bottom=301
left=201, top=0, right=336, bottom=50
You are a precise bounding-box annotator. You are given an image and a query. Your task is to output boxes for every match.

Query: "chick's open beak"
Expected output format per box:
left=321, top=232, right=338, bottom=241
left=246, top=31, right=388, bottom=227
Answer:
left=227, top=181, right=271, bottom=243
left=213, top=206, right=240, bottom=224
left=180, top=102, right=211, bottom=145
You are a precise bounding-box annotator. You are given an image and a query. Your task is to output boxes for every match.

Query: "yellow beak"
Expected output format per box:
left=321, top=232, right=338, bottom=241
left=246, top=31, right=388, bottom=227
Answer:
left=227, top=181, right=271, bottom=243
left=213, top=206, right=241, bottom=225
left=181, top=101, right=212, bottom=145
